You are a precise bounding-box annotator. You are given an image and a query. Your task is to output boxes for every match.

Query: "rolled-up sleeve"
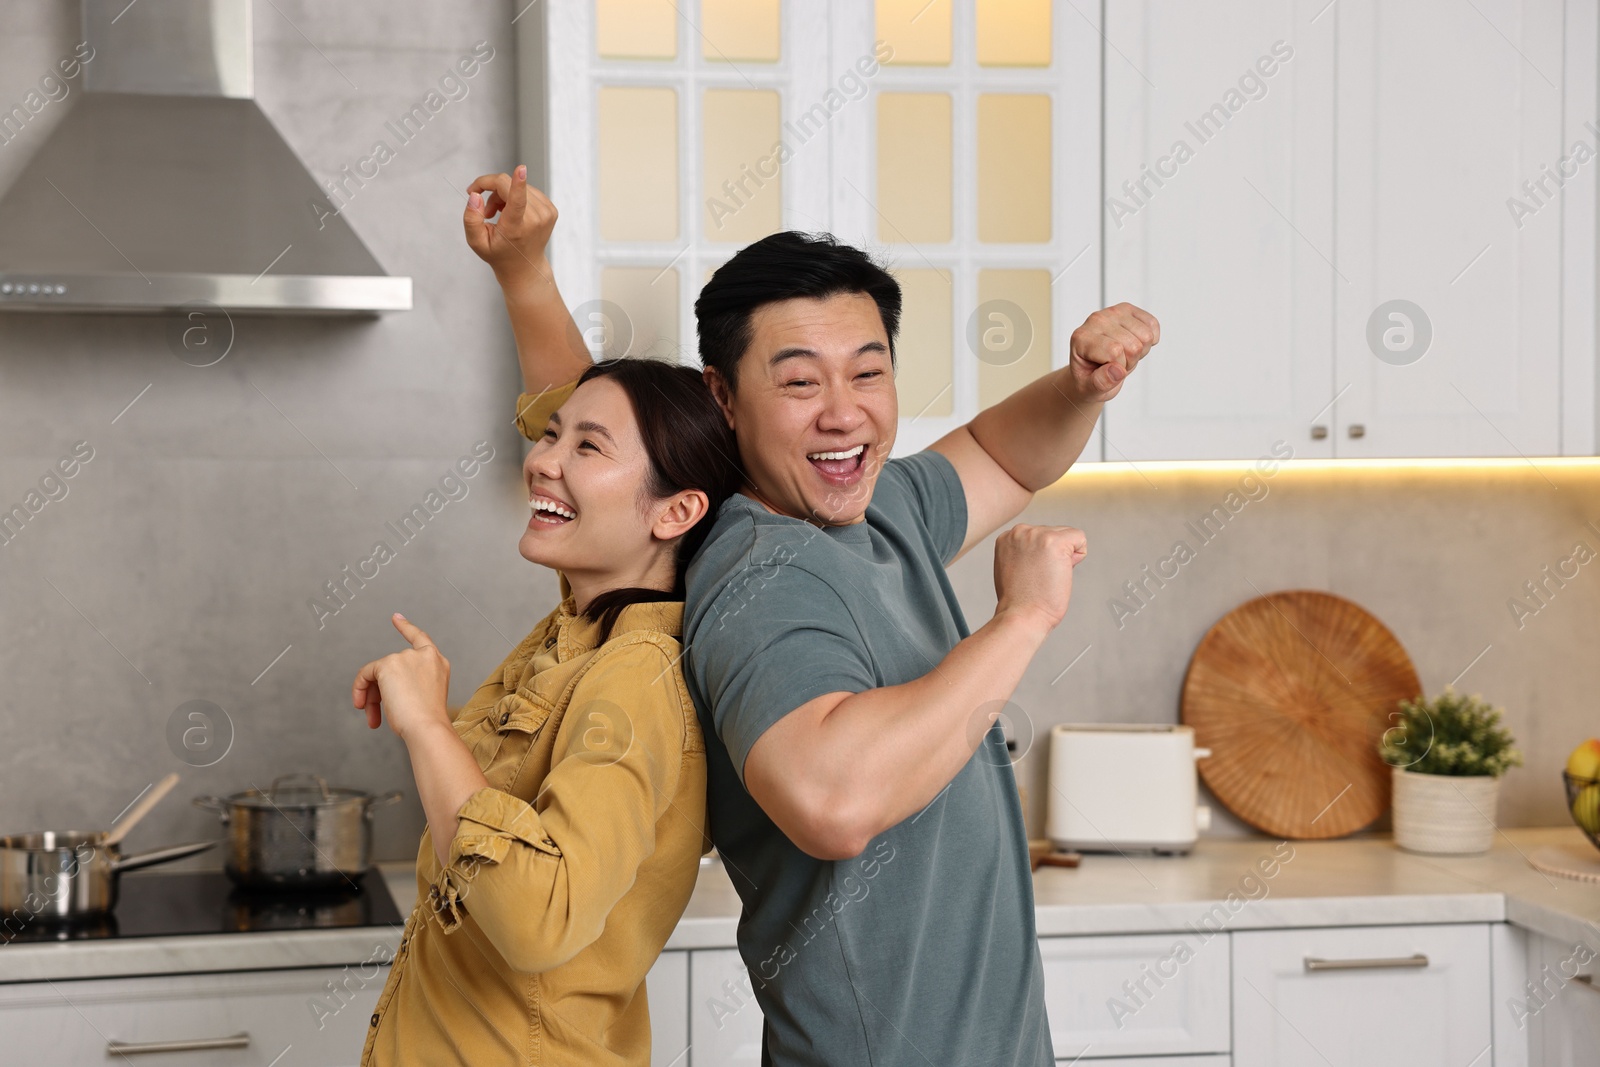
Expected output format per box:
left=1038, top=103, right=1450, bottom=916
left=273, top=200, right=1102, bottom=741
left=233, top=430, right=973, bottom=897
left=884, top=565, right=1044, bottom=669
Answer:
left=513, top=378, right=581, bottom=442
left=428, top=640, right=689, bottom=974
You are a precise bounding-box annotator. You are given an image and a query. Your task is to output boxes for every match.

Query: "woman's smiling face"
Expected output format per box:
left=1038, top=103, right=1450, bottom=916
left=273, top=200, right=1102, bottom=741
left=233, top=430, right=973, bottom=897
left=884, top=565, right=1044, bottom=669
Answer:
left=519, top=377, right=667, bottom=583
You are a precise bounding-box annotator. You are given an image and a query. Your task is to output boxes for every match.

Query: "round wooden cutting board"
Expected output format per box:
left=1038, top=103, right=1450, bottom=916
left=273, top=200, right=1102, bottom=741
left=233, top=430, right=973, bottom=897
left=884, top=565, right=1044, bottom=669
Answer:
left=1181, top=590, right=1422, bottom=840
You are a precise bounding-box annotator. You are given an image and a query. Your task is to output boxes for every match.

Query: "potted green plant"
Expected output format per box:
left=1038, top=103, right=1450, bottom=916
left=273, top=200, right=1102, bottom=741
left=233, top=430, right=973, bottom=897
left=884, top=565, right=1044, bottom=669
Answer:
left=1379, top=687, right=1522, bottom=854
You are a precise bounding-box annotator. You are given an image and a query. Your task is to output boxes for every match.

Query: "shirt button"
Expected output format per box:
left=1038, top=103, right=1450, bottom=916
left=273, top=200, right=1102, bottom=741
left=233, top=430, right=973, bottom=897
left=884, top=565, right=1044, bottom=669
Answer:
left=428, top=885, right=439, bottom=899
left=500, top=711, right=511, bottom=725
left=544, top=634, right=556, bottom=649
left=370, top=1013, right=380, bottom=1027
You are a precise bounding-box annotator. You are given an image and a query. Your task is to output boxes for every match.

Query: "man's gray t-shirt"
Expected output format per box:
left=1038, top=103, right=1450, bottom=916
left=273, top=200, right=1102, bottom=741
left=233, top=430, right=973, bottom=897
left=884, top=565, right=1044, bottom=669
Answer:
left=683, top=449, right=1052, bottom=1067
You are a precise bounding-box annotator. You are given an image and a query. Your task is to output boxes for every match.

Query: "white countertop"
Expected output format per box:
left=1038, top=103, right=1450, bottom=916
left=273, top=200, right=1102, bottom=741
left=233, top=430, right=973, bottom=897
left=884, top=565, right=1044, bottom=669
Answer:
left=6, top=828, right=1598, bottom=984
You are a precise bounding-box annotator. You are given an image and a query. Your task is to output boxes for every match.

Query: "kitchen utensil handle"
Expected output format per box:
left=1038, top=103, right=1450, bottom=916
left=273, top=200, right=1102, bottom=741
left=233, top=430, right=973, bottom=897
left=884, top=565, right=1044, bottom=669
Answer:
left=111, top=839, right=216, bottom=874
left=190, top=795, right=230, bottom=825
left=102, top=772, right=181, bottom=848
left=271, top=772, right=332, bottom=800
left=106, top=1032, right=249, bottom=1055
left=1304, top=953, right=1428, bottom=972
left=373, top=790, right=404, bottom=807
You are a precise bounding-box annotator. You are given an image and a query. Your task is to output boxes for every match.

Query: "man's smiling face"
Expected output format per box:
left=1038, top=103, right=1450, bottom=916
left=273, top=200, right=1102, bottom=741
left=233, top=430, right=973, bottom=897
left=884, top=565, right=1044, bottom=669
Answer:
left=715, top=291, right=899, bottom=527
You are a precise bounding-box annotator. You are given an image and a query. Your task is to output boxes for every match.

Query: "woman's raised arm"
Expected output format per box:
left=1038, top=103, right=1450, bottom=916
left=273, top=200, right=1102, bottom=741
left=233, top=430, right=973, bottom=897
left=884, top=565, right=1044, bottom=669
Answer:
left=463, top=165, right=593, bottom=396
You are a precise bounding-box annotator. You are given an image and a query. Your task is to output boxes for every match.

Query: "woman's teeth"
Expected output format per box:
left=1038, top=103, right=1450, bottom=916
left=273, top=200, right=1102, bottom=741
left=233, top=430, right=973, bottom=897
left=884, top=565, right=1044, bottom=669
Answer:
left=807, top=445, right=866, bottom=461
left=529, top=497, right=576, bottom=522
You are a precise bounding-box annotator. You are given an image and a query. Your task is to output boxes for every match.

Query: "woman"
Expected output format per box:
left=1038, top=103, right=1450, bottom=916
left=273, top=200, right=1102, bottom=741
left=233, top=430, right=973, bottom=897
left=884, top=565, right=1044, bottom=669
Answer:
left=354, top=166, right=740, bottom=1066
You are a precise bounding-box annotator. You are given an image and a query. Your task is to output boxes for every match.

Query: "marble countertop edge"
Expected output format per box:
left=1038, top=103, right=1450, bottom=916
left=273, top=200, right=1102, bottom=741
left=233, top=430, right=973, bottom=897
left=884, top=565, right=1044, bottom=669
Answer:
left=6, top=828, right=1598, bottom=984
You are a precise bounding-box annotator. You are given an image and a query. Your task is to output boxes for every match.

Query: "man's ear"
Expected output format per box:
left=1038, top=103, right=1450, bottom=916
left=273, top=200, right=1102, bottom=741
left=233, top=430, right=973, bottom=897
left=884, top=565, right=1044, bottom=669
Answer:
left=702, top=366, right=737, bottom=429
left=653, top=489, right=710, bottom=542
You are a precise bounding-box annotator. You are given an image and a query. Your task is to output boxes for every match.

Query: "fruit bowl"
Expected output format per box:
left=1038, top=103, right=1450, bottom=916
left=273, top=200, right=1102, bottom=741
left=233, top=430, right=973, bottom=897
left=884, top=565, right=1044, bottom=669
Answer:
left=1561, top=772, right=1600, bottom=852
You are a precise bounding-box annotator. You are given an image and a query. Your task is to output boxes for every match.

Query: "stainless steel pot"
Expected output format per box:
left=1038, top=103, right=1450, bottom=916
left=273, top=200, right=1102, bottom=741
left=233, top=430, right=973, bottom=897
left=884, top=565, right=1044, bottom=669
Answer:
left=193, top=774, right=402, bottom=892
left=0, top=831, right=216, bottom=924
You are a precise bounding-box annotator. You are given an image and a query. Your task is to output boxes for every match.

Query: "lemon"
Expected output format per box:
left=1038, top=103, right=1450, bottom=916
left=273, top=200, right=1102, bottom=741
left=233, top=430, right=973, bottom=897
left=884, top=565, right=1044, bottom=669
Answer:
left=1568, top=739, right=1600, bottom=781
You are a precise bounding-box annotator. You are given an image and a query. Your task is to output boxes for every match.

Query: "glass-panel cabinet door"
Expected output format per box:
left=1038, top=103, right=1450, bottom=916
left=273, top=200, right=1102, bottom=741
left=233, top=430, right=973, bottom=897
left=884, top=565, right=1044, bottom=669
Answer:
left=547, top=0, right=1100, bottom=459
left=548, top=0, right=830, bottom=364
left=831, top=0, right=1102, bottom=456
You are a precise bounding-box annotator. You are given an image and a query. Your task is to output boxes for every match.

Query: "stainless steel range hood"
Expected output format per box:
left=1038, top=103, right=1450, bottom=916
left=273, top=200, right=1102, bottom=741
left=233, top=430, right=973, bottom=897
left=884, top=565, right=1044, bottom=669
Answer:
left=0, top=0, right=411, bottom=315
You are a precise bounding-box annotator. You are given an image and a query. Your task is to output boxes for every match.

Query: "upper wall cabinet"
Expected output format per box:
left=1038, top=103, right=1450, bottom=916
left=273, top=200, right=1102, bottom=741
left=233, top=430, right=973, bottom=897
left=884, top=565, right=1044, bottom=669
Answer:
left=542, top=0, right=1103, bottom=458
left=1103, top=0, right=1596, bottom=460
left=1104, top=0, right=1336, bottom=460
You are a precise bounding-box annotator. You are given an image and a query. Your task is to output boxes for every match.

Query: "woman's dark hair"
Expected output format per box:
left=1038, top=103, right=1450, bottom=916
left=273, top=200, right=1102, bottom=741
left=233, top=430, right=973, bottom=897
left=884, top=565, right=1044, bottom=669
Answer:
left=570, top=357, right=742, bottom=641
left=695, top=231, right=902, bottom=392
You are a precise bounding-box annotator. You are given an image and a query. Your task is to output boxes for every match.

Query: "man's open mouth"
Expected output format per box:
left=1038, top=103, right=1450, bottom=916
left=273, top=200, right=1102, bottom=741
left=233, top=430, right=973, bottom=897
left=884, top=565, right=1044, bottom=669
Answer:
left=806, top=444, right=866, bottom=478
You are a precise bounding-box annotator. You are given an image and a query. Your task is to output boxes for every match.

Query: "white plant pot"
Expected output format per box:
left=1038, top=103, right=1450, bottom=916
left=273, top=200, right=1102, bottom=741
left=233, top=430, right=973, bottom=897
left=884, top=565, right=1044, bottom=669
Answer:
left=1391, top=766, right=1501, bottom=855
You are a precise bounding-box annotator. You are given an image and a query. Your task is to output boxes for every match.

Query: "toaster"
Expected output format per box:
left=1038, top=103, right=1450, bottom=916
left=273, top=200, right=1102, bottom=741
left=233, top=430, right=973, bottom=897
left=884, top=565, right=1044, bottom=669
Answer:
left=1046, top=724, right=1212, bottom=854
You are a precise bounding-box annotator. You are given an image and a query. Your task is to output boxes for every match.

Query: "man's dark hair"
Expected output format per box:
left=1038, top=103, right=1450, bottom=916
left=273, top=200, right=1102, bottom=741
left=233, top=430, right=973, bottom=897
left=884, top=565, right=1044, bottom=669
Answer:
left=694, top=231, right=902, bottom=392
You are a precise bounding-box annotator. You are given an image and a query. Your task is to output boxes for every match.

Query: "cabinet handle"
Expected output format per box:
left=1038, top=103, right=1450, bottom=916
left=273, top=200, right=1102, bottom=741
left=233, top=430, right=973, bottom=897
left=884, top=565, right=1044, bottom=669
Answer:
left=1304, top=953, right=1428, bottom=972
left=106, top=1032, right=250, bottom=1055
left=1310, top=424, right=1328, bottom=440
left=1347, top=423, right=1366, bottom=438
left=1573, top=975, right=1600, bottom=993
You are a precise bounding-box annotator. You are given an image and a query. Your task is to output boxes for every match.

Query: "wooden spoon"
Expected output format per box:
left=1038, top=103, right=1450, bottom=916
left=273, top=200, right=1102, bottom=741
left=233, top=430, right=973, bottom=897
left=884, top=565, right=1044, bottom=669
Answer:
left=102, top=772, right=180, bottom=848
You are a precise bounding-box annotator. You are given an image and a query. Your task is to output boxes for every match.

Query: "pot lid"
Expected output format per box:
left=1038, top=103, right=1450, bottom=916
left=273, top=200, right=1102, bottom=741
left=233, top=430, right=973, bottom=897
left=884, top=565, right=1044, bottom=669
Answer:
left=225, top=774, right=372, bottom=809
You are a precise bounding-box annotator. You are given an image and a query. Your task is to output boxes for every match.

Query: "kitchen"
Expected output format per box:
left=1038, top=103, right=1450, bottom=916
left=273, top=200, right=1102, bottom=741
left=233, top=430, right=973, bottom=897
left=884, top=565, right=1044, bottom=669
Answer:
left=2, top=0, right=1599, bottom=1064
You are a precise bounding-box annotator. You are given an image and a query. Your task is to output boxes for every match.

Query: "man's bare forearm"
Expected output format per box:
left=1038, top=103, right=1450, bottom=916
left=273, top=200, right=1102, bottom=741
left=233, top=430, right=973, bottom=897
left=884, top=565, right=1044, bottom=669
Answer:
left=495, top=259, right=593, bottom=395
left=806, top=606, right=1054, bottom=848
left=969, top=368, right=1101, bottom=491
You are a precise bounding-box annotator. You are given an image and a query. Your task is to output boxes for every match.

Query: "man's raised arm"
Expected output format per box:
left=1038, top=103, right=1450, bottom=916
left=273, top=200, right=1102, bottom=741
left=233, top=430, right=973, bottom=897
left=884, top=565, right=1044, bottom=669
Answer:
left=462, top=165, right=592, bottom=395
left=742, top=523, right=1086, bottom=860
left=930, top=302, right=1160, bottom=565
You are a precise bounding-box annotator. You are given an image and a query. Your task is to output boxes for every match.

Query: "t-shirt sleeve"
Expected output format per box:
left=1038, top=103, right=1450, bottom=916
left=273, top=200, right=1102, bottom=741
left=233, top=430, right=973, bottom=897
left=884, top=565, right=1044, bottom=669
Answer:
left=882, top=449, right=969, bottom=567
left=514, top=378, right=581, bottom=442
left=689, top=560, right=876, bottom=789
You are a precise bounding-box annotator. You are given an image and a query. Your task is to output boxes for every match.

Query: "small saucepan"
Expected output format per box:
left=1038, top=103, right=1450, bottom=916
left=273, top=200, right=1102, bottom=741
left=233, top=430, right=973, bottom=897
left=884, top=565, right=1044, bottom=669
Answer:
left=0, top=831, right=216, bottom=926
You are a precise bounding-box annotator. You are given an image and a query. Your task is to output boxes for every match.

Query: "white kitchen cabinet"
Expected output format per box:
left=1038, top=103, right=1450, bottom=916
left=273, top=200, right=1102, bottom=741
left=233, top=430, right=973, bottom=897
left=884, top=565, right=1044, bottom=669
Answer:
left=1039, top=932, right=1231, bottom=1060
left=0, top=953, right=690, bottom=1066
left=1105, top=0, right=1592, bottom=460
left=1333, top=0, right=1564, bottom=458
left=1520, top=930, right=1600, bottom=1065
left=1232, top=923, right=1493, bottom=1067
left=649, top=950, right=691, bottom=1066
left=688, top=947, right=765, bottom=1065
left=1104, top=0, right=1337, bottom=461
left=0, top=965, right=383, bottom=1065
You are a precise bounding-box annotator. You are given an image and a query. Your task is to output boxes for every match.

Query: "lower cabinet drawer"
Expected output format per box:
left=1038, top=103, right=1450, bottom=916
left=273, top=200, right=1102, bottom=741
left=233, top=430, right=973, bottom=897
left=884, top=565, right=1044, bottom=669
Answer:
left=647, top=951, right=690, bottom=1066
left=689, top=948, right=765, bottom=1065
left=1232, top=923, right=1492, bottom=1067
left=1039, top=932, right=1231, bottom=1059
left=0, top=966, right=386, bottom=1066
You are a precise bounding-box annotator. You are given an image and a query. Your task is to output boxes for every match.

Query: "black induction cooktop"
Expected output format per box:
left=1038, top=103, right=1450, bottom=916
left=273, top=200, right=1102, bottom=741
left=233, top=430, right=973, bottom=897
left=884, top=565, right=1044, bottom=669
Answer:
left=1, top=868, right=406, bottom=944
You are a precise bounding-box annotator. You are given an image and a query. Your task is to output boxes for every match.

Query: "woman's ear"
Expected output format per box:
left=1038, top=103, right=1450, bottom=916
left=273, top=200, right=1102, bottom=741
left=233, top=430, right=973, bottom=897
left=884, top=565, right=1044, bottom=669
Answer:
left=652, top=489, right=710, bottom=542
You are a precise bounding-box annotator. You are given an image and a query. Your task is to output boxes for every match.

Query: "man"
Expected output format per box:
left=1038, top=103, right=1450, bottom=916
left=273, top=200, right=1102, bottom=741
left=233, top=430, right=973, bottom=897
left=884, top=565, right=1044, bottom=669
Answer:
left=465, top=168, right=1158, bottom=1066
